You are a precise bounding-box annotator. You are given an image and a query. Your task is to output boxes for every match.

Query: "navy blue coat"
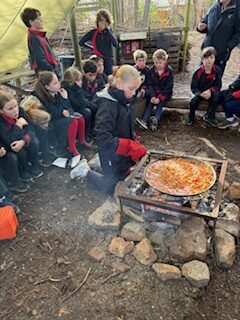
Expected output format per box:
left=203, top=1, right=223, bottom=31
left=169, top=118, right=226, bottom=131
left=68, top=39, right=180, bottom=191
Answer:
left=94, top=87, right=135, bottom=172
left=198, top=0, right=240, bottom=61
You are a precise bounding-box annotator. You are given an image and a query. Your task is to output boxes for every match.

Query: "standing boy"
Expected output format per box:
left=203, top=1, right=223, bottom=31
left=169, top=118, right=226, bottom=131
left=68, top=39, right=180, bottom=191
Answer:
left=20, top=8, right=60, bottom=77
left=185, top=47, right=222, bottom=127
left=136, top=49, right=173, bottom=131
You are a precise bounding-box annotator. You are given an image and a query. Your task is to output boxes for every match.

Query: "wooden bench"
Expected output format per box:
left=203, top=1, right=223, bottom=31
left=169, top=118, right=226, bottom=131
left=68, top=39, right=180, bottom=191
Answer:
left=0, top=69, right=35, bottom=98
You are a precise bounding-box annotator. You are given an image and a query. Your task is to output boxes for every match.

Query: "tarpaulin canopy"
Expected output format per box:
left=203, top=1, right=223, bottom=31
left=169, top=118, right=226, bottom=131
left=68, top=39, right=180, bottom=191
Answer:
left=0, top=0, right=77, bottom=74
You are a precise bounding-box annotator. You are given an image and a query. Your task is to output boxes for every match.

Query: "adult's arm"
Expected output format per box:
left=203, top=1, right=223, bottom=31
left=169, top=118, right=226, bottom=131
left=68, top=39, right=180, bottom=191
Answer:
left=227, top=11, right=240, bottom=50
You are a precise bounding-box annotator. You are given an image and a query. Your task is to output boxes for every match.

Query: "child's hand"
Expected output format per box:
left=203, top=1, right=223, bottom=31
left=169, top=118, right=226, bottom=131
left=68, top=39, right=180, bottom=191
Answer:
left=201, top=90, right=211, bottom=100
left=10, top=140, right=25, bottom=152
left=62, top=110, right=70, bottom=117
left=198, top=22, right=207, bottom=31
left=0, top=147, right=6, bottom=157
left=15, top=117, right=28, bottom=128
left=58, top=88, right=68, bottom=99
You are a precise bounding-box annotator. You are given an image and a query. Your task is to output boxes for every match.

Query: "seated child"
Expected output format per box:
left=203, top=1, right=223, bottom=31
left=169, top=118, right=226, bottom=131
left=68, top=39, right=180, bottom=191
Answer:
left=33, top=71, right=91, bottom=157
left=132, top=49, right=149, bottom=118
left=218, top=75, right=240, bottom=129
left=82, top=60, right=99, bottom=102
left=0, top=143, right=29, bottom=193
left=70, top=65, right=147, bottom=194
left=136, top=49, right=173, bottom=131
left=89, top=55, right=108, bottom=91
left=21, top=95, right=53, bottom=167
left=0, top=92, right=42, bottom=181
left=62, top=67, right=93, bottom=141
left=133, top=49, right=149, bottom=97
left=185, top=46, right=222, bottom=127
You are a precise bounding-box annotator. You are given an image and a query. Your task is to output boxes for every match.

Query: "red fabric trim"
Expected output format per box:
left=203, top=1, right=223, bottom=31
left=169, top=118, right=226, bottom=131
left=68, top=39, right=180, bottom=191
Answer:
left=0, top=114, right=16, bottom=125
left=232, top=90, right=240, bottom=99
left=158, top=94, right=166, bottom=101
left=87, top=81, right=98, bottom=93
left=92, top=29, right=104, bottom=57
left=207, top=74, right=215, bottom=79
left=38, top=36, right=58, bottom=65
left=210, top=87, right=216, bottom=93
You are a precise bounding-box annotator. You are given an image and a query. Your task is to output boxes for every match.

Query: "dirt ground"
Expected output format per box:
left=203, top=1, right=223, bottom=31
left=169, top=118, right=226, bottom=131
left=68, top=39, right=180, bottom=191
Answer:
left=1, top=31, right=240, bottom=320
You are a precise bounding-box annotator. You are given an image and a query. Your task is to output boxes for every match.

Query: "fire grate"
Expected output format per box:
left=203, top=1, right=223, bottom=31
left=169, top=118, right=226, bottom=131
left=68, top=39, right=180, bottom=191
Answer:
left=116, top=150, right=228, bottom=225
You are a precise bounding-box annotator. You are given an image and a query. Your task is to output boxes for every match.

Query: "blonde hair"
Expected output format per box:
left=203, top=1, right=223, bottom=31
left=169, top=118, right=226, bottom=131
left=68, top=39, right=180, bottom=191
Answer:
left=153, top=49, right=168, bottom=61
left=63, top=67, right=82, bottom=86
left=133, top=49, right=147, bottom=61
left=113, top=65, right=141, bottom=85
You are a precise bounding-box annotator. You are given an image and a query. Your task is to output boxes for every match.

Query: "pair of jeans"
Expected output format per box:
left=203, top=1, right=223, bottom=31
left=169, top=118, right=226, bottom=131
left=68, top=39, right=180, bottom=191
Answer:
left=142, top=101, right=164, bottom=122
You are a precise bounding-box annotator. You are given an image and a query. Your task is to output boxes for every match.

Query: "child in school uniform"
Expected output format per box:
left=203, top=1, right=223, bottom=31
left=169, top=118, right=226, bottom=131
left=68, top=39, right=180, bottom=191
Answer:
left=79, top=9, right=118, bottom=76
left=20, top=7, right=60, bottom=78
left=132, top=49, right=149, bottom=118
left=89, top=55, right=108, bottom=91
left=136, top=49, right=174, bottom=131
left=0, top=92, right=42, bottom=182
left=185, top=46, right=222, bottom=127
left=62, top=67, right=93, bottom=141
left=33, top=71, right=91, bottom=157
left=70, top=65, right=147, bottom=194
left=218, top=75, right=240, bottom=129
left=82, top=60, right=99, bottom=102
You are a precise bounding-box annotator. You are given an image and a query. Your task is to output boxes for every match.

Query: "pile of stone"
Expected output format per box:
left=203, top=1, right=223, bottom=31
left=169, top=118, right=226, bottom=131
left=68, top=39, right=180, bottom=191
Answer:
left=87, top=186, right=240, bottom=288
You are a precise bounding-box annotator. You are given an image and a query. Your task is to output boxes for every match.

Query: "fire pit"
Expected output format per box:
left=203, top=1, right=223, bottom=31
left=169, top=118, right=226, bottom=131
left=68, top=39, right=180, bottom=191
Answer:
left=115, top=150, right=228, bottom=225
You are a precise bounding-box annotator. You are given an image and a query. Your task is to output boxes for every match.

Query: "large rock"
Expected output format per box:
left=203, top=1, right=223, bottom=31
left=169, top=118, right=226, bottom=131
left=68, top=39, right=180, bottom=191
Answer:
left=88, top=199, right=121, bottom=230
left=216, top=219, right=240, bottom=238
left=223, top=203, right=240, bottom=222
left=133, top=238, right=157, bottom=266
left=108, top=237, right=134, bottom=258
left=169, top=218, right=208, bottom=262
left=121, top=222, right=146, bottom=242
left=152, top=263, right=181, bottom=281
left=215, top=229, right=236, bottom=269
left=182, top=260, right=210, bottom=287
left=227, top=182, right=240, bottom=200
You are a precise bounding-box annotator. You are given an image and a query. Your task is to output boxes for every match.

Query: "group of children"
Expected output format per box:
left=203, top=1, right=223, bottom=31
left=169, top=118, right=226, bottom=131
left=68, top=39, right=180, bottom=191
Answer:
left=1, top=6, right=240, bottom=220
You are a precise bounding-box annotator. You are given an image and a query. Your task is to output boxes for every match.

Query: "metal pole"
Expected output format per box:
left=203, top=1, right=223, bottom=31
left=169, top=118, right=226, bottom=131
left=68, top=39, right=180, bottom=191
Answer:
left=182, top=0, right=191, bottom=72
left=69, top=6, right=82, bottom=71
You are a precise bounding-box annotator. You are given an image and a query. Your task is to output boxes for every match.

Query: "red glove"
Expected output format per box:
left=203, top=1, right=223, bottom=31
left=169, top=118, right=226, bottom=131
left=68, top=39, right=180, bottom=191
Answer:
left=232, top=90, right=240, bottom=99
left=115, top=138, right=147, bottom=162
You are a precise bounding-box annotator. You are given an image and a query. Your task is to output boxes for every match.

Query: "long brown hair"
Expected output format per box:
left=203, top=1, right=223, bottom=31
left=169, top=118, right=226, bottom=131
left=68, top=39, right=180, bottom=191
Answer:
left=35, top=71, right=56, bottom=103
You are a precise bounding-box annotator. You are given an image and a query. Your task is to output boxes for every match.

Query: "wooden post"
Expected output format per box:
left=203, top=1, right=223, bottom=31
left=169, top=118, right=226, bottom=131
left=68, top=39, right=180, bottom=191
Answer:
left=142, top=0, right=151, bottom=29
left=181, top=0, right=191, bottom=72
left=111, top=0, right=118, bottom=64
left=69, top=6, right=82, bottom=71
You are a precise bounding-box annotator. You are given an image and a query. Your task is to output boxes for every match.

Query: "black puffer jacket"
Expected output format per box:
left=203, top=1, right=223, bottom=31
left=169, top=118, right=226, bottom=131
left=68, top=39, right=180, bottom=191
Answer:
left=198, top=0, right=240, bottom=61
left=94, top=86, right=135, bottom=172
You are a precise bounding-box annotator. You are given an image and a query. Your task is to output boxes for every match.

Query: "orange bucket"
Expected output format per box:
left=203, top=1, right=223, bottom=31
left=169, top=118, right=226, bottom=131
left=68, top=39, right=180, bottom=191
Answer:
left=0, top=206, right=19, bottom=240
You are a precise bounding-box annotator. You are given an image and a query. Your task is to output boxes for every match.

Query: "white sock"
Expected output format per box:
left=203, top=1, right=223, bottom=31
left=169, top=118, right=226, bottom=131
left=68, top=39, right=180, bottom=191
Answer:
left=226, top=117, right=234, bottom=122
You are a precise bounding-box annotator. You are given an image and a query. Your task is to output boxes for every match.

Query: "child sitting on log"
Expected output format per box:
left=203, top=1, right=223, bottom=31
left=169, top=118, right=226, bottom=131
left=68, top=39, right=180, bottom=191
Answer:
left=136, top=49, right=173, bottom=131
left=185, top=46, right=222, bottom=127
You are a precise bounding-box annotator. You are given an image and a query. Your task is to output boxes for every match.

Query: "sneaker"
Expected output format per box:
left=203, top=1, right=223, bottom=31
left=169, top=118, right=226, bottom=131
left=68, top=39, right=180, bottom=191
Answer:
left=217, top=118, right=239, bottom=129
left=203, top=115, right=220, bottom=127
left=136, top=118, right=148, bottom=130
left=185, top=115, right=194, bottom=126
left=29, top=168, right=43, bottom=179
left=149, top=116, right=158, bottom=132
left=70, top=159, right=90, bottom=180
left=39, top=157, right=52, bottom=168
left=8, top=182, right=30, bottom=193
left=5, top=191, right=18, bottom=201
left=20, top=171, right=34, bottom=182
